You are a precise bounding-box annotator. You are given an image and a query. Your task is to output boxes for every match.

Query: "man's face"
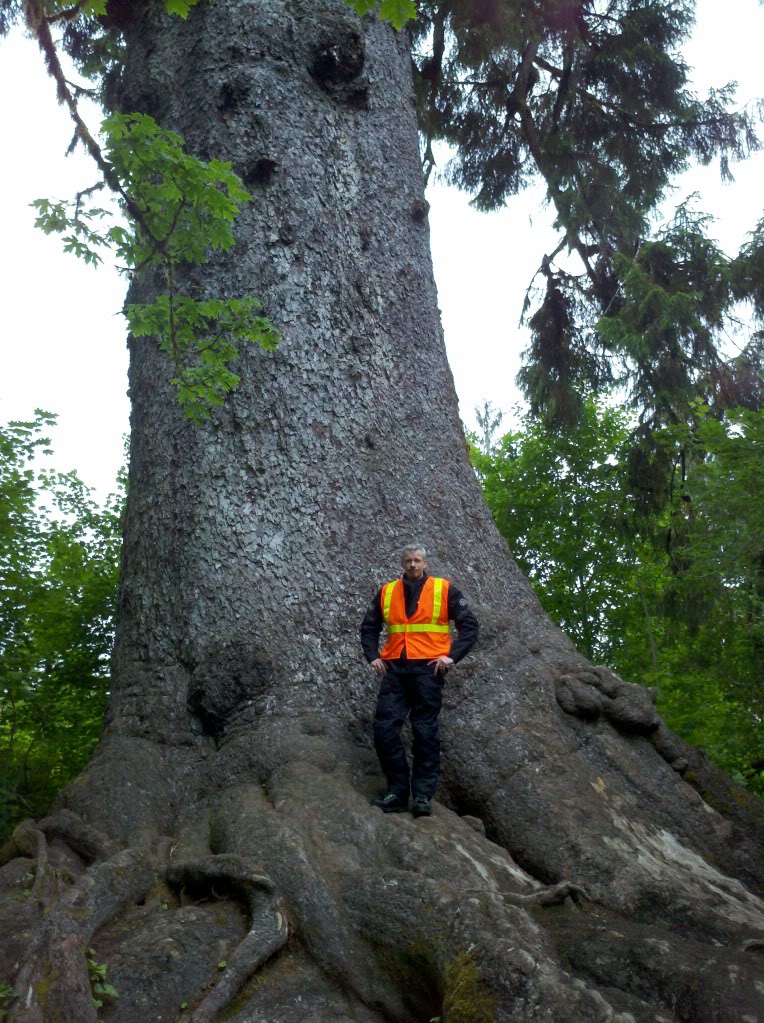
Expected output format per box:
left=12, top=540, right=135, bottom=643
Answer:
left=401, top=550, right=426, bottom=580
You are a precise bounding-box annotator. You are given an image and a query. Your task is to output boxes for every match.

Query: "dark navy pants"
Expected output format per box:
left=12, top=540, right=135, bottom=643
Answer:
left=372, top=666, right=444, bottom=800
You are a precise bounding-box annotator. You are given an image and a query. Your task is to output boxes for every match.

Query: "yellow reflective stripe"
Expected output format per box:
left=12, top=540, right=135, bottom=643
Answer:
left=387, top=623, right=451, bottom=634
left=431, top=577, right=443, bottom=624
left=382, top=582, right=396, bottom=624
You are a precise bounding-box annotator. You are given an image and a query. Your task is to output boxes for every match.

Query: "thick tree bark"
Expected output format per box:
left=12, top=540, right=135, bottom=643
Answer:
left=3, top=2, right=764, bottom=1021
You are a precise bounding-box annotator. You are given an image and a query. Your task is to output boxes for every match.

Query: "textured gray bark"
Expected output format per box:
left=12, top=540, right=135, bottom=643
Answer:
left=3, top=2, right=764, bottom=1021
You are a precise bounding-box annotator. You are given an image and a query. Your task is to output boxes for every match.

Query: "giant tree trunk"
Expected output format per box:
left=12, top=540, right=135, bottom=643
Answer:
left=3, top=3, right=764, bottom=1021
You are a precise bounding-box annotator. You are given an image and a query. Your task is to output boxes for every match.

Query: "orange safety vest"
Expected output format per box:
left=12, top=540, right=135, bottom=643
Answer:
left=379, top=576, right=451, bottom=661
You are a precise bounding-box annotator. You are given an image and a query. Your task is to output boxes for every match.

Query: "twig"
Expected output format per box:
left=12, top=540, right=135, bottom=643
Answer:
left=27, top=0, right=164, bottom=253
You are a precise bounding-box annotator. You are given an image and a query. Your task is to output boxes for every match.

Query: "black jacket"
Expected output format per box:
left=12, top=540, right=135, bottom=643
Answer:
left=360, top=572, right=479, bottom=668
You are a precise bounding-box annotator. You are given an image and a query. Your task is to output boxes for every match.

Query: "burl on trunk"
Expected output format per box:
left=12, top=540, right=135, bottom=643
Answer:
left=2, top=3, right=763, bottom=1022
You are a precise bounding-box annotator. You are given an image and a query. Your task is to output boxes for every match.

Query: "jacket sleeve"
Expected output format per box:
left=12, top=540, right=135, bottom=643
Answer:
left=359, top=588, right=384, bottom=663
left=447, top=584, right=479, bottom=664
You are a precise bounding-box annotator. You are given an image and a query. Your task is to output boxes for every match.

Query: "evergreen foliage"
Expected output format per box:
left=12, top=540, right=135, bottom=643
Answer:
left=411, top=0, right=763, bottom=430
left=0, top=414, right=123, bottom=841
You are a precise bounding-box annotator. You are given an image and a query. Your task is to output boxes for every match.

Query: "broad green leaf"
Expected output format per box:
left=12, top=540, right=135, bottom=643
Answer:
left=378, top=0, right=416, bottom=29
left=164, top=0, right=201, bottom=17
left=33, top=110, right=276, bottom=423
left=474, top=396, right=764, bottom=796
left=82, top=0, right=108, bottom=15
left=0, top=413, right=123, bottom=843
left=344, top=0, right=415, bottom=26
left=345, top=0, right=377, bottom=14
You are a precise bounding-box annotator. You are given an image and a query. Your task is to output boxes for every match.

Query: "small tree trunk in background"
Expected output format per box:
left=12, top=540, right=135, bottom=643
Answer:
left=3, top=3, right=764, bottom=1021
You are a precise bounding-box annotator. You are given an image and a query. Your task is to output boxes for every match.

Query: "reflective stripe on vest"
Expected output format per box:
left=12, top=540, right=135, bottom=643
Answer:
left=382, top=581, right=396, bottom=625
left=387, top=623, right=450, bottom=633
left=378, top=576, right=451, bottom=662
left=384, top=576, right=452, bottom=630
left=384, top=576, right=447, bottom=633
left=431, top=575, right=444, bottom=623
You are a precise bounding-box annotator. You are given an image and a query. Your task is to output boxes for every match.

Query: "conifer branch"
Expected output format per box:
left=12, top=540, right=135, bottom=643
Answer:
left=26, top=0, right=164, bottom=253
left=45, top=1, right=87, bottom=23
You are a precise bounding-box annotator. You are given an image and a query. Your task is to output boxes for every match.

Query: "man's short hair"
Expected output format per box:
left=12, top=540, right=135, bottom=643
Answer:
left=401, top=543, right=427, bottom=559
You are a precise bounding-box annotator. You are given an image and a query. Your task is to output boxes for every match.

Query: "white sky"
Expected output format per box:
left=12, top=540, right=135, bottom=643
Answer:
left=1, top=0, right=762, bottom=498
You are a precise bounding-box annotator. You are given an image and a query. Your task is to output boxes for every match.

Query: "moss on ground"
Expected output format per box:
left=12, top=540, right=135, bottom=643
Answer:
left=374, top=933, right=496, bottom=1023
left=442, top=951, right=496, bottom=1023
left=33, top=974, right=51, bottom=1008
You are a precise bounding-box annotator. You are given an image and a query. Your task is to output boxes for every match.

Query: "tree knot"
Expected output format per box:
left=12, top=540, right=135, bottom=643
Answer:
left=556, top=666, right=659, bottom=734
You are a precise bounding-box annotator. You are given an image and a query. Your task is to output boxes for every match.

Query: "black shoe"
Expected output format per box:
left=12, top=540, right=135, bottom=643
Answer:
left=412, top=797, right=432, bottom=818
left=372, top=793, right=409, bottom=813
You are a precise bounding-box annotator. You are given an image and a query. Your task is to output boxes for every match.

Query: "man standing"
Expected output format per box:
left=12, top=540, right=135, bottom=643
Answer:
left=360, top=544, right=479, bottom=817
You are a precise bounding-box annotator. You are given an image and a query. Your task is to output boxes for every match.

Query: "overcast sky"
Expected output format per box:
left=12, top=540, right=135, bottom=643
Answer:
left=1, top=0, right=762, bottom=498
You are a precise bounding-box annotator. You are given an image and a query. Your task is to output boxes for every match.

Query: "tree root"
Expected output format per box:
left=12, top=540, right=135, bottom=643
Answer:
left=0, top=810, right=115, bottom=923
left=341, top=869, right=637, bottom=1022
left=9, top=848, right=153, bottom=1023
left=508, top=879, right=591, bottom=907
left=0, top=809, right=112, bottom=874
left=211, top=778, right=413, bottom=1021
left=4, top=751, right=759, bottom=1023
left=166, top=854, right=288, bottom=1022
left=36, top=808, right=115, bottom=864
left=6, top=821, right=51, bottom=905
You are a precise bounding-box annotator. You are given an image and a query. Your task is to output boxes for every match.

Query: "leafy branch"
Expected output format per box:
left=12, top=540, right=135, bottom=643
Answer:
left=23, top=0, right=416, bottom=418
left=344, top=0, right=416, bottom=31
left=26, top=0, right=278, bottom=421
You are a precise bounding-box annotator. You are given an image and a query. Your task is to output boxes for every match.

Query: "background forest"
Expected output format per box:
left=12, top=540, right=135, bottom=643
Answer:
left=471, top=396, right=764, bottom=793
left=1, top=0, right=763, bottom=841
left=0, top=414, right=123, bottom=840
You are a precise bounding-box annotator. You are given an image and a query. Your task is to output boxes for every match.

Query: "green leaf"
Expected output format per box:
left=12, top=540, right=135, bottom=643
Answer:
left=378, top=0, right=416, bottom=29
left=164, top=0, right=201, bottom=17
left=124, top=293, right=280, bottom=419
left=345, top=0, right=377, bottom=14
left=344, top=0, right=415, bottom=26
left=475, top=396, right=764, bottom=797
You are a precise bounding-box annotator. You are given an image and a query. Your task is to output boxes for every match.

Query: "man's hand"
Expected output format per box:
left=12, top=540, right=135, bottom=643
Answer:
left=370, top=658, right=388, bottom=676
left=429, top=655, right=454, bottom=675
